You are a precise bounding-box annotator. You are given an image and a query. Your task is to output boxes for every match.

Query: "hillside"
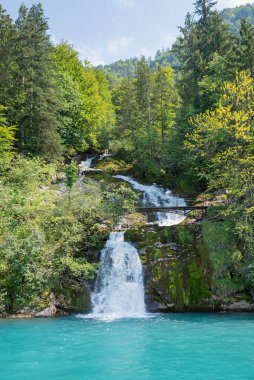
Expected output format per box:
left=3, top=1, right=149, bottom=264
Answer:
left=99, top=3, right=254, bottom=79
left=222, top=2, right=254, bottom=33
left=97, top=49, right=177, bottom=81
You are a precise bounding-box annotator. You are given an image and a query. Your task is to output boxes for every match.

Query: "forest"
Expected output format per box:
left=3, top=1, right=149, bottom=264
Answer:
left=0, top=0, right=254, bottom=314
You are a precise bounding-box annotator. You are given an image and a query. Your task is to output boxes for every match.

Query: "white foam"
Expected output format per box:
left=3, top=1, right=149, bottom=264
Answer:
left=79, top=157, right=95, bottom=171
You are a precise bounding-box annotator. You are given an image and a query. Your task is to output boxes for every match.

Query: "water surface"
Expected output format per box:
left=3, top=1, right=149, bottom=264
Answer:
left=1, top=313, right=254, bottom=380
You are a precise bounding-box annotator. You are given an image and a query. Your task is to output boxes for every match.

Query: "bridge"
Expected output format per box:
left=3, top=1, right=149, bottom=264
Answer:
left=135, top=205, right=208, bottom=217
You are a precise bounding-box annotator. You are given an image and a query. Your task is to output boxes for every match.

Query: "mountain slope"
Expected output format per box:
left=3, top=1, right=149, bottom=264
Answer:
left=221, top=3, right=254, bottom=33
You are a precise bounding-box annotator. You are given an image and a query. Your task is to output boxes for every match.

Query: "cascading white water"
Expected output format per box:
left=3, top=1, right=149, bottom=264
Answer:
left=79, top=157, right=95, bottom=171
left=99, top=153, right=114, bottom=160
left=114, top=175, right=186, bottom=226
left=91, top=232, right=146, bottom=319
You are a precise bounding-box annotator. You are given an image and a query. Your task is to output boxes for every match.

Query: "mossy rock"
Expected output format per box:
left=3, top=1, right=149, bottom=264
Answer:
left=127, top=224, right=214, bottom=311
left=187, top=260, right=211, bottom=304
left=123, top=213, right=147, bottom=229
left=56, top=286, right=91, bottom=312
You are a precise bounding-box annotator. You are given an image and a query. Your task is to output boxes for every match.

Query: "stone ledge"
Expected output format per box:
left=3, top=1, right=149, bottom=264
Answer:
left=221, top=300, right=254, bottom=312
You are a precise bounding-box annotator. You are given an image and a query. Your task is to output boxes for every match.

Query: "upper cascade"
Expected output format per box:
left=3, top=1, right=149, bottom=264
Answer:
left=79, top=157, right=95, bottom=171
left=114, top=175, right=186, bottom=226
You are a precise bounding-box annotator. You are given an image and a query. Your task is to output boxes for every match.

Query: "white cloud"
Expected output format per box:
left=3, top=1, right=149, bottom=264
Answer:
left=217, top=0, right=254, bottom=9
left=140, top=47, right=154, bottom=58
left=77, top=46, right=105, bottom=66
left=114, top=0, right=136, bottom=9
left=160, top=33, right=177, bottom=49
left=107, top=36, right=134, bottom=55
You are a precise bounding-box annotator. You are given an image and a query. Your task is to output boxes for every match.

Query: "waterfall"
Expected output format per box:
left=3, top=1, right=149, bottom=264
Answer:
left=114, top=175, right=186, bottom=226
left=77, top=160, right=186, bottom=320
left=91, top=232, right=146, bottom=319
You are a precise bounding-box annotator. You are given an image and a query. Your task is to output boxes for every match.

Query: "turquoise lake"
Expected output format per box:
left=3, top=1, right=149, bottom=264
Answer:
left=1, top=313, right=254, bottom=380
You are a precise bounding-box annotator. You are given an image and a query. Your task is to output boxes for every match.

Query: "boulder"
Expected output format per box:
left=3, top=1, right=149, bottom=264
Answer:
left=35, top=304, right=57, bottom=318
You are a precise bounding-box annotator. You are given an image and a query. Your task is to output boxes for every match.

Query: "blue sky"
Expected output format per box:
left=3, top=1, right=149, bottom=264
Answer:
left=1, top=0, right=253, bottom=65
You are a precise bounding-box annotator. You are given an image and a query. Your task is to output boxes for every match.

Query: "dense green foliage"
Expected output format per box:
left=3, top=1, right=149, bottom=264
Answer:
left=187, top=72, right=254, bottom=274
left=54, top=43, right=114, bottom=153
left=110, top=60, right=179, bottom=180
left=0, top=106, right=16, bottom=168
left=0, top=155, right=135, bottom=312
left=0, top=3, right=114, bottom=159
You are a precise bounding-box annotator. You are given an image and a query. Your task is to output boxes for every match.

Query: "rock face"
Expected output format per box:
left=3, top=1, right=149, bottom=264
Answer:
left=125, top=222, right=252, bottom=313
left=35, top=304, right=57, bottom=318
left=125, top=224, right=214, bottom=312
left=55, top=286, right=92, bottom=313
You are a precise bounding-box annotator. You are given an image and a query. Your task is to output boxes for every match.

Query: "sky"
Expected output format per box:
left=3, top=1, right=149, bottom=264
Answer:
left=1, top=0, right=253, bottom=65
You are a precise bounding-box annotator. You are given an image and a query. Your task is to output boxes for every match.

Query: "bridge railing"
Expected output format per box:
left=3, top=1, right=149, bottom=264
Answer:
left=135, top=205, right=208, bottom=217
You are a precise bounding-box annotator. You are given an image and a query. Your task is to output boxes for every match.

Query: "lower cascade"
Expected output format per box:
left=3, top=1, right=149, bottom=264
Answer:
left=91, top=232, right=146, bottom=318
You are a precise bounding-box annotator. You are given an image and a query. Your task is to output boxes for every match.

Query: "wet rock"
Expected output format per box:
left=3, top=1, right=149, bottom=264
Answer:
left=174, top=304, right=186, bottom=312
left=94, top=156, right=132, bottom=174
left=56, top=309, right=70, bottom=316
left=148, top=301, right=173, bottom=313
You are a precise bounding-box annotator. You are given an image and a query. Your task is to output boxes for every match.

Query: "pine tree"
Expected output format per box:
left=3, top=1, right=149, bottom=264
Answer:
left=194, top=0, right=217, bottom=21
left=113, top=76, right=139, bottom=151
left=0, top=6, right=16, bottom=109
left=173, top=13, right=199, bottom=117
left=239, top=18, right=254, bottom=77
left=169, top=0, right=236, bottom=191
left=153, top=67, right=179, bottom=147
left=173, top=0, right=234, bottom=114
left=135, top=57, right=154, bottom=159
left=13, top=3, right=62, bottom=159
left=136, top=57, right=153, bottom=126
